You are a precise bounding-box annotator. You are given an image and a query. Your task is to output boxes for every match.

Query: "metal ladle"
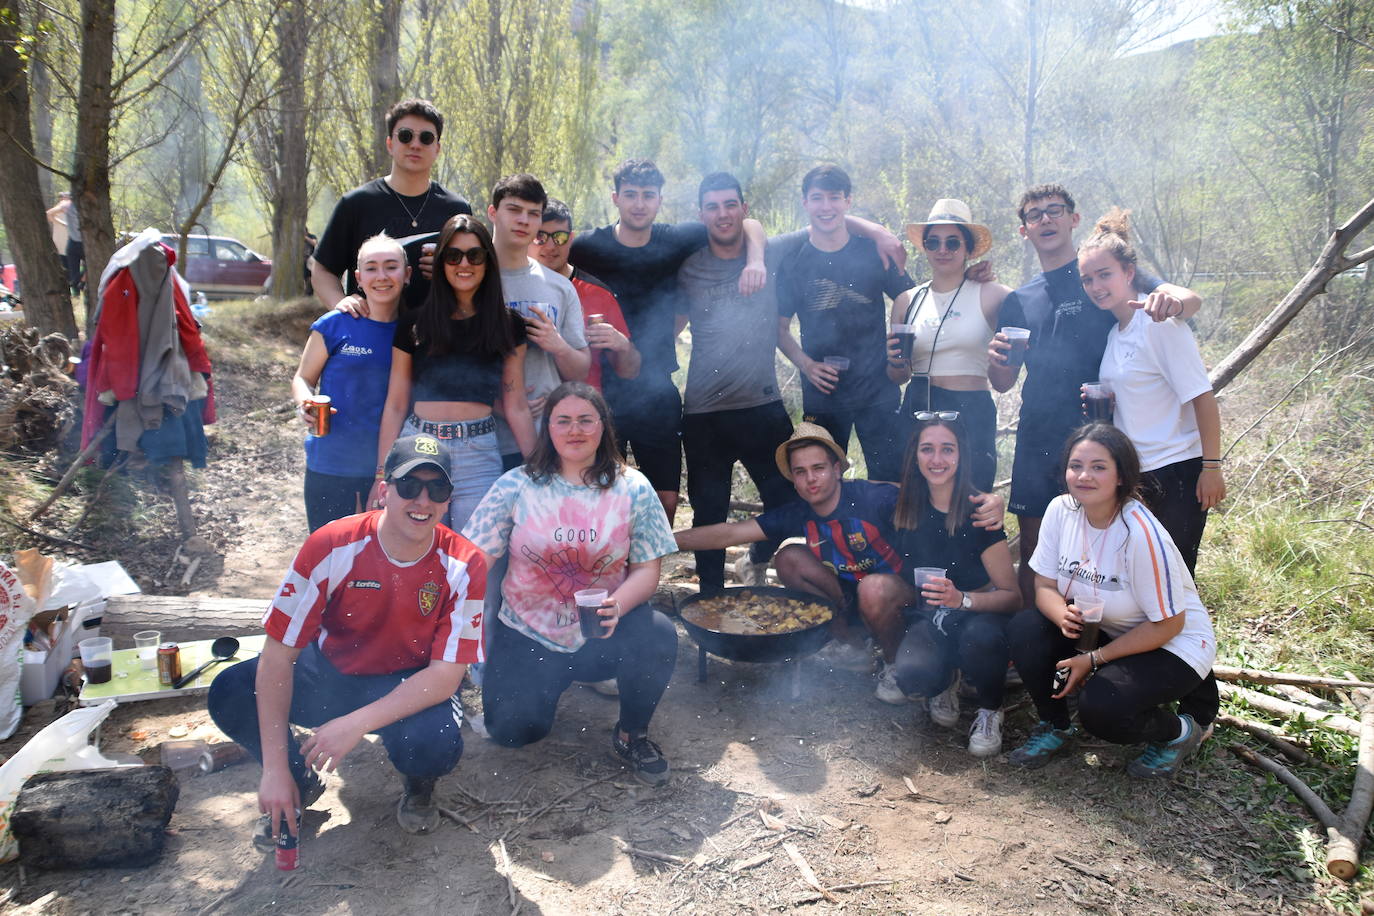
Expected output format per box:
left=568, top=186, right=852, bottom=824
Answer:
left=172, top=636, right=240, bottom=690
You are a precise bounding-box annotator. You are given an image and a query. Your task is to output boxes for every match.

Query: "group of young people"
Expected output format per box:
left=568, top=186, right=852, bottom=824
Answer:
left=208, top=97, right=1227, bottom=851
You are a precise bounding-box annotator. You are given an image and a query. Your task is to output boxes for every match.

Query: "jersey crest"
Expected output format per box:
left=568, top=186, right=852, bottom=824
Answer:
left=417, top=580, right=441, bottom=616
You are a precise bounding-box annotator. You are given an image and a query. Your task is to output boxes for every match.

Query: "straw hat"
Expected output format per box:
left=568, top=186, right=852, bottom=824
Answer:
left=774, top=422, right=850, bottom=477
left=905, top=199, right=993, bottom=260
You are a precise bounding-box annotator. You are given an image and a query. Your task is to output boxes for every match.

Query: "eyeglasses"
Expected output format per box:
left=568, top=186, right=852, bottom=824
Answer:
left=922, top=236, right=963, bottom=252
left=550, top=416, right=602, bottom=433
left=441, top=246, right=488, bottom=266
left=535, top=230, right=571, bottom=246
left=389, top=475, right=454, bottom=502
left=1022, top=203, right=1069, bottom=225
left=914, top=411, right=960, bottom=421
left=394, top=128, right=437, bottom=146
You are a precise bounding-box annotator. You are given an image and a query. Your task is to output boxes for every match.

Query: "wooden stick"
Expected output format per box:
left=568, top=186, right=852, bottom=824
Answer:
left=782, top=842, right=836, bottom=902
left=1214, top=714, right=1331, bottom=770
left=496, top=839, right=517, bottom=909
left=787, top=880, right=898, bottom=904
left=1229, top=744, right=1340, bottom=829
left=1219, top=683, right=1362, bottom=736
left=1325, top=701, right=1374, bottom=881
left=1268, top=683, right=1341, bottom=711
left=498, top=772, right=617, bottom=841
left=1213, top=665, right=1374, bottom=691
left=618, top=843, right=687, bottom=866
left=28, top=412, right=116, bottom=522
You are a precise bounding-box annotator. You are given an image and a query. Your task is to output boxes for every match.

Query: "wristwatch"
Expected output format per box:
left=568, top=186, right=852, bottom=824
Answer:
left=959, top=591, right=973, bottom=610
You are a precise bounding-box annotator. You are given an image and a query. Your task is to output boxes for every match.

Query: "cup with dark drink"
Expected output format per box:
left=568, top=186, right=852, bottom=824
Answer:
left=912, top=566, right=947, bottom=609
left=78, top=636, right=114, bottom=685
left=1082, top=382, right=1114, bottom=423
left=574, top=588, right=610, bottom=640
left=823, top=356, right=850, bottom=371
left=890, top=324, right=916, bottom=362
left=1001, top=327, right=1030, bottom=369
left=1074, top=594, right=1105, bottom=651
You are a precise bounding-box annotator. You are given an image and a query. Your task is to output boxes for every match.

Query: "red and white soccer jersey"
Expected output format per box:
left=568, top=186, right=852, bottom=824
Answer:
left=262, top=511, right=486, bottom=675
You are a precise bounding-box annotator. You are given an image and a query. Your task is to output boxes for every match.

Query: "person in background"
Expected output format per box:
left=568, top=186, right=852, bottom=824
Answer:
left=1006, top=424, right=1217, bottom=778
left=887, top=200, right=1011, bottom=491
left=292, top=234, right=406, bottom=530
left=884, top=412, right=1019, bottom=757
left=45, top=191, right=71, bottom=276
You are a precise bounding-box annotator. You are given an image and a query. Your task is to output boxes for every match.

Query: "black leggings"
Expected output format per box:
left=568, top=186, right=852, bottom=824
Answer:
left=1142, top=458, right=1207, bottom=575
left=893, top=609, right=1009, bottom=708
left=1007, top=607, right=1216, bottom=744
left=483, top=604, right=678, bottom=747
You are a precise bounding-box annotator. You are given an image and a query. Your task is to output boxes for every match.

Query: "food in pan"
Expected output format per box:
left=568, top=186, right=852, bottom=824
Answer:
left=682, top=593, right=832, bottom=635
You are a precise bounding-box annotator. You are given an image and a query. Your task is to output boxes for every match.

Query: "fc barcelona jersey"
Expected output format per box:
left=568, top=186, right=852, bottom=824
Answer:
left=756, top=480, right=903, bottom=583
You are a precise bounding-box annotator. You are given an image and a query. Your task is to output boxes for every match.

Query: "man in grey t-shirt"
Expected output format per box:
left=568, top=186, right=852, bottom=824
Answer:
left=675, top=172, right=795, bottom=593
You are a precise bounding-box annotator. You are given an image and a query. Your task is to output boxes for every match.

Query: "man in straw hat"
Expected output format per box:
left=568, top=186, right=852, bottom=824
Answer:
left=674, top=423, right=1003, bottom=688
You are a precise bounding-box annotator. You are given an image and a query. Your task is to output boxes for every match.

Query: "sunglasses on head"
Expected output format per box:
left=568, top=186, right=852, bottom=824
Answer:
left=922, top=235, right=963, bottom=252
left=389, top=475, right=454, bottom=502
left=394, top=128, right=437, bottom=146
left=914, top=410, right=960, bottom=421
left=535, top=230, right=571, bottom=246
left=441, top=246, right=488, bottom=266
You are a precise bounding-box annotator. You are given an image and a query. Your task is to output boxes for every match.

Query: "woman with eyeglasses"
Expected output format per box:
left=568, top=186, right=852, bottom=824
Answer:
left=887, top=200, right=1011, bottom=491
left=1077, top=209, right=1225, bottom=575
left=373, top=214, right=536, bottom=530
left=882, top=412, right=1020, bottom=757
left=461, top=382, right=679, bottom=786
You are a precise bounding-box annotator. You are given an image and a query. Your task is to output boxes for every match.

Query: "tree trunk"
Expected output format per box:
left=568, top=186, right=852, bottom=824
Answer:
left=74, top=0, right=118, bottom=331
left=0, top=6, right=76, bottom=337
left=371, top=0, right=403, bottom=176
left=12, top=766, right=180, bottom=869
left=28, top=1, right=54, bottom=206
left=1020, top=0, right=1040, bottom=283
left=271, top=1, right=308, bottom=301
left=100, top=594, right=267, bottom=642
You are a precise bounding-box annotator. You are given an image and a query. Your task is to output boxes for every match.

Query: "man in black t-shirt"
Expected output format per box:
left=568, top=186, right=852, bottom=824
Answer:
left=312, top=99, right=473, bottom=312
left=776, top=166, right=915, bottom=484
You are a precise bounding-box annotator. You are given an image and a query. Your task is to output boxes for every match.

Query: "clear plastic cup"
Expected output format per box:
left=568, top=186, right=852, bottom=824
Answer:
left=79, top=636, right=114, bottom=684
left=823, top=356, right=850, bottom=371
left=912, top=567, right=948, bottom=608
left=1001, top=327, right=1030, bottom=369
left=1074, top=594, right=1105, bottom=651
left=133, top=630, right=161, bottom=670
left=574, top=589, right=610, bottom=639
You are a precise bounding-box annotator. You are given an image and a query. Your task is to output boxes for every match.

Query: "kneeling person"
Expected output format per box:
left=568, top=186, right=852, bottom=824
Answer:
left=208, top=435, right=487, bottom=845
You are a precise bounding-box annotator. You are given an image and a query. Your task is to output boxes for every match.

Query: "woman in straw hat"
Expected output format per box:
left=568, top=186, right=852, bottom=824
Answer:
left=887, top=200, right=1011, bottom=492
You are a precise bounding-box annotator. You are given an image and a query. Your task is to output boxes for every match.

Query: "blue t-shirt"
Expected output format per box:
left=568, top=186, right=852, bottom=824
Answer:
left=305, top=312, right=396, bottom=477
left=756, top=480, right=903, bottom=583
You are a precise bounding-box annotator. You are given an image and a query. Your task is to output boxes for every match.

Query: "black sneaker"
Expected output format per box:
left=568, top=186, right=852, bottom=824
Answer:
left=611, top=725, right=671, bottom=787
left=396, top=776, right=440, bottom=834
left=252, top=772, right=325, bottom=851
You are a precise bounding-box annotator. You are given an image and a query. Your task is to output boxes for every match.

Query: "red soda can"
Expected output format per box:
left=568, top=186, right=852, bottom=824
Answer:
left=275, top=809, right=301, bottom=870
left=305, top=395, right=333, bottom=436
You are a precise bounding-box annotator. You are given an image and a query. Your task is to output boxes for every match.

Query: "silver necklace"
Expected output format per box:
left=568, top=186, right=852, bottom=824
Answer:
left=386, top=180, right=432, bottom=228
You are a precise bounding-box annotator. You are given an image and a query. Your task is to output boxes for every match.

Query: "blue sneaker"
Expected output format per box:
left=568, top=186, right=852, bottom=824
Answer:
left=1128, top=714, right=1204, bottom=779
left=1008, top=721, right=1077, bottom=769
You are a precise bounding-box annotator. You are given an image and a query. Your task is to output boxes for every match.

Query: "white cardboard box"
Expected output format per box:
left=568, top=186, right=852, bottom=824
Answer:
left=21, top=599, right=104, bottom=705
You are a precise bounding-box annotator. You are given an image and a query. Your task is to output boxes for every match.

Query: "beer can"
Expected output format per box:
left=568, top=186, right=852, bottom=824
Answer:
left=305, top=395, right=332, bottom=436
left=157, top=642, right=182, bottom=686
left=587, top=313, right=606, bottom=325
left=199, top=742, right=251, bottom=774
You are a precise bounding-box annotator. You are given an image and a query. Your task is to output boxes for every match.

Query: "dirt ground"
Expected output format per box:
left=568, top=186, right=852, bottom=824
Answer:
left=0, top=305, right=1342, bottom=914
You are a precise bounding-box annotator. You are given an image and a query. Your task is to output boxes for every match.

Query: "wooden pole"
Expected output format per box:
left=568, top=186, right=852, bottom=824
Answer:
left=1213, top=666, right=1374, bottom=691
left=1325, top=701, right=1374, bottom=880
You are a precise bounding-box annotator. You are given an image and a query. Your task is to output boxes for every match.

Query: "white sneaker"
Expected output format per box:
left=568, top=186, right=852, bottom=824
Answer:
left=733, top=555, right=768, bottom=587
left=927, top=673, right=961, bottom=728
left=874, top=662, right=908, bottom=705
left=968, top=708, right=1004, bottom=758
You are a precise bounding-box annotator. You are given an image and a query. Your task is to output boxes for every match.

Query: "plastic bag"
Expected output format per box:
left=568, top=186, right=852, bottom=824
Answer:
left=0, top=560, right=37, bottom=740
left=0, top=699, right=131, bottom=861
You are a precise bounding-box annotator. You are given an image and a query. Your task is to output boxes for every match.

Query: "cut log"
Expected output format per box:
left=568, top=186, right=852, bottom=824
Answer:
left=100, top=595, right=266, bottom=643
left=1326, top=701, right=1374, bottom=881
left=1213, top=666, right=1374, bottom=691
left=1215, top=713, right=1330, bottom=769
left=11, top=766, right=179, bottom=868
left=1219, top=683, right=1362, bottom=736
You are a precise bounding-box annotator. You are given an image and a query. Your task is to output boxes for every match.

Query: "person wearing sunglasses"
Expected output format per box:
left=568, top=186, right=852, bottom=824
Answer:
left=208, top=434, right=489, bottom=842
left=886, top=200, right=1012, bottom=492
left=987, top=184, right=1203, bottom=606
left=882, top=412, right=1020, bottom=757
left=373, top=214, right=536, bottom=532
left=292, top=234, right=407, bottom=531
left=462, top=382, right=680, bottom=786
left=312, top=98, right=473, bottom=313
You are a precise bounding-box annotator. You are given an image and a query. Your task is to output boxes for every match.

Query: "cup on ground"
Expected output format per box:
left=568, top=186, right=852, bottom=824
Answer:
left=133, top=630, right=161, bottom=670
left=79, top=636, right=114, bottom=685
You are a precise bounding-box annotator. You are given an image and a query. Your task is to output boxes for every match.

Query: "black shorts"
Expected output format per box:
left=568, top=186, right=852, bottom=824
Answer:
left=614, top=383, right=683, bottom=494
left=1009, top=415, right=1075, bottom=517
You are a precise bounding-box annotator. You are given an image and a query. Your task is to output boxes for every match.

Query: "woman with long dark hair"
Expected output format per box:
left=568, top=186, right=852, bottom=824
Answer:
left=373, top=214, right=536, bottom=530
left=1006, top=423, right=1218, bottom=777
left=882, top=412, right=1019, bottom=757
left=461, top=382, right=679, bottom=785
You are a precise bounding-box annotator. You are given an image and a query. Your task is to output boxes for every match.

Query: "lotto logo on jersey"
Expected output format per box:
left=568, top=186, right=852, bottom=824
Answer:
left=847, top=530, right=868, bottom=552
left=417, top=581, right=441, bottom=616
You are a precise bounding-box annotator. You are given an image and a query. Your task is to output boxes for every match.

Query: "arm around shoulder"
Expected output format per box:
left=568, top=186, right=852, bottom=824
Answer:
left=674, top=518, right=767, bottom=552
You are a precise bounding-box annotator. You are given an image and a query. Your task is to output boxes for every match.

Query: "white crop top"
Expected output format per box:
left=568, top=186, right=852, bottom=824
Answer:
left=905, top=280, right=994, bottom=378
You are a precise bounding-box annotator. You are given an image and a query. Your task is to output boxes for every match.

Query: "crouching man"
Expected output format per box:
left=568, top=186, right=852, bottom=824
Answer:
left=208, top=434, right=487, bottom=846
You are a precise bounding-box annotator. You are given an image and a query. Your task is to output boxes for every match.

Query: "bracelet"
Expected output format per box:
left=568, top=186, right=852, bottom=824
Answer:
left=1089, top=650, right=1103, bottom=672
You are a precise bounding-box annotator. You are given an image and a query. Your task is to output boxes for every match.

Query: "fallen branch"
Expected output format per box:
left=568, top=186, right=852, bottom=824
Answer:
left=1212, top=666, right=1374, bottom=691
left=1325, top=700, right=1374, bottom=881
left=617, top=842, right=688, bottom=867
left=1215, top=713, right=1331, bottom=770
left=495, top=839, right=517, bottom=911
left=787, top=879, right=898, bottom=905
left=1053, top=853, right=1113, bottom=883
left=1229, top=744, right=1340, bottom=830
left=498, top=772, right=618, bottom=841
left=782, top=841, right=836, bottom=902
left=28, top=412, right=116, bottom=522
left=1219, top=683, right=1362, bottom=736
left=66, top=453, right=129, bottom=535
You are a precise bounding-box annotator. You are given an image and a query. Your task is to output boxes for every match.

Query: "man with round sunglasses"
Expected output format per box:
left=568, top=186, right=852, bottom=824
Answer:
left=208, top=434, right=488, bottom=843
left=312, top=98, right=473, bottom=312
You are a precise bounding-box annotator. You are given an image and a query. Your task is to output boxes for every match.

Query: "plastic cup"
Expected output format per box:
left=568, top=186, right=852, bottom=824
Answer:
left=79, top=636, right=114, bottom=685
left=823, top=356, right=850, bottom=371
left=421, top=242, right=436, bottom=257
left=890, top=324, right=916, bottom=362
left=1083, top=382, right=1114, bottom=423
left=133, top=630, right=161, bottom=670
left=574, top=589, right=609, bottom=639
left=912, top=567, right=947, bottom=608
left=1001, top=327, right=1030, bottom=369
left=1074, top=595, right=1105, bottom=651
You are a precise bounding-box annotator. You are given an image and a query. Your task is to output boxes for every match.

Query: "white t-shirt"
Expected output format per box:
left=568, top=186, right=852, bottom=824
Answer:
left=1030, top=495, right=1216, bottom=677
left=1098, top=311, right=1212, bottom=471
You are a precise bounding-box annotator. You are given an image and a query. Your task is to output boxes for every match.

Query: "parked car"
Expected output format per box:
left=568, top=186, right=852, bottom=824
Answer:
left=160, top=234, right=272, bottom=300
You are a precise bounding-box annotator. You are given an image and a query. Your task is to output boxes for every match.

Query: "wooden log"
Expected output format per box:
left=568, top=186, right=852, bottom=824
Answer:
left=11, top=766, right=179, bottom=868
left=1269, top=683, right=1341, bottom=712
left=1219, top=683, right=1362, bottom=736
left=1213, top=666, right=1374, bottom=691
left=100, top=595, right=266, bottom=643
left=1326, top=701, right=1374, bottom=881
left=1214, top=713, right=1330, bottom=769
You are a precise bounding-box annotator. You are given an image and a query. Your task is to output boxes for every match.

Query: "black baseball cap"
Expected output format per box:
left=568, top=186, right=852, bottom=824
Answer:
left=383, top=435, right=451, bottom=483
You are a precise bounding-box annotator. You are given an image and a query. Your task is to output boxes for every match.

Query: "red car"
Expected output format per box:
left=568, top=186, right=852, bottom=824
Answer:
left=161, top=234, right=272, bottom=300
